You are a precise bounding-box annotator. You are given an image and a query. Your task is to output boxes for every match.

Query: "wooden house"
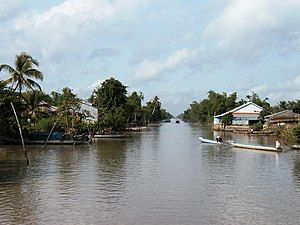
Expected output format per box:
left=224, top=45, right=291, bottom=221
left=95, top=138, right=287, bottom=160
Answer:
left=264, top=110, right=300, bottom=128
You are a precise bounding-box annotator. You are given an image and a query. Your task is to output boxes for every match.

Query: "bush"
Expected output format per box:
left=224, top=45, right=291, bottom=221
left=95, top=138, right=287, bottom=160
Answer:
left=293, top=123, right=300, bottom=143
left=32, top=117, right=57, bottom=132
left=250, top=123, right=263, bottom=131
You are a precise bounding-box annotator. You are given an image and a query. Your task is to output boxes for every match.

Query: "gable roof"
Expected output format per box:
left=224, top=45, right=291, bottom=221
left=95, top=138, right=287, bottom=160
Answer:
left=265, top=110, right=300, bottom=119
left=214, top=102, right=263, bottom=118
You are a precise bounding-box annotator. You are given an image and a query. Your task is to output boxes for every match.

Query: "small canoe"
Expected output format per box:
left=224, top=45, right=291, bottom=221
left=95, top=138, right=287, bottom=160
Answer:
left=228, top=140, right=282, bottom=152
left=93, top=134, right=126, bottom=138
left=291, top=145, right=300, bottom=150
left=199, top=137, right=221, bottom=145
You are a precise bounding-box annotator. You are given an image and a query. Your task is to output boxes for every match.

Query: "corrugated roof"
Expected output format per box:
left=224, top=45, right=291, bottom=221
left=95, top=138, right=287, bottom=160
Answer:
left=214, top=102, right=263, bottom=118
left=265, top=110, right=300, bottom=119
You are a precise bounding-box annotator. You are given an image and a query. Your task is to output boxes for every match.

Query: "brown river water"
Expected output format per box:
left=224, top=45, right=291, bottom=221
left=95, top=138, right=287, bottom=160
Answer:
left=0, top=122, right=299, bottom=225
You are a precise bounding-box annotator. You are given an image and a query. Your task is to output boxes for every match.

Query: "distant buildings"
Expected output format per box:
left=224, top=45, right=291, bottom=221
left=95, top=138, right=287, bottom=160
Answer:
left=79, top=100, right=98, bottom=124
left=38, top=100, right=98, bottom=124
left=213, top=101, right=300, bottom=132
left=214, top=102, right=263, bottom=127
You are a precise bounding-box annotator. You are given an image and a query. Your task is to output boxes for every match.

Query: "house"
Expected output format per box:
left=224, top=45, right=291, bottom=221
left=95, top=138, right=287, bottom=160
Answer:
left=214, top=102, right=263, bottom=126
left=79, top=100, right=98, bottom=124
left=264, top=110, right=300, bottom=128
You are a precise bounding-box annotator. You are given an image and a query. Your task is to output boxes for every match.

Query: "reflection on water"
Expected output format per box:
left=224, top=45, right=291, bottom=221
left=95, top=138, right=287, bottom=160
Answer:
left=0, top=123, right=299, bottom=225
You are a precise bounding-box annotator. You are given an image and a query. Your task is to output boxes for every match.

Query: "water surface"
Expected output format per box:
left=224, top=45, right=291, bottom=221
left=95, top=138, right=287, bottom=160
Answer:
left=0, top=122, right=299, bottom=224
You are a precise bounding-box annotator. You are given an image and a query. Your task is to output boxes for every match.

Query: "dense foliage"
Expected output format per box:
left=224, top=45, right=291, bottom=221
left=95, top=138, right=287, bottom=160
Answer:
left=91, top=78, right=172, bottom=132
left=181, top=91, right=238, bottom=123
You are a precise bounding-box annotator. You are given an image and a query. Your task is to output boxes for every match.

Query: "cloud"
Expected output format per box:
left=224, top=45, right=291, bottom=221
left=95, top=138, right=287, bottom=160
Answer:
left=0, top=0, right=24, bottom=22
left=12, top=0, right=147, bottom=61
left=89, top=47, right=120, bottom=59
left=231, top=75, right=300, bottom=104
left=134, top=48, right=191, bottom=80
left=202, top=0, right=300, bottom=61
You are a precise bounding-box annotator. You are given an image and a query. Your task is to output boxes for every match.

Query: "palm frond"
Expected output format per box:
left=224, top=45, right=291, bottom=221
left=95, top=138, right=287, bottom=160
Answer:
left=0, top=64, right=16, bottom=73
left=25, top=69, right=43, bottom=80
left=32, top=59, right=39, bottom=67
left=3, top=77, right=13, bottom=86
left=25, top=78, right=42, bottom=91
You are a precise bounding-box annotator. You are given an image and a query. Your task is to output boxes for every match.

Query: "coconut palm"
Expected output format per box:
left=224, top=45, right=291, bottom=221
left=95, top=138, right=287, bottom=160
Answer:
left=0, top=52, right=43, bottom=94
left=151, top=96, right=161, bottom=115
left=22, top=91, right=47, bottom=123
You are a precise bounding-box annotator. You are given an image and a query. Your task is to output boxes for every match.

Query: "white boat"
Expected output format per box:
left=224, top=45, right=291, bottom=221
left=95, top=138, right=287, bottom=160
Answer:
left=93, top=134, right=127, bottom=138
left=291, top=145, right=300, bottom=150
left=228, top=140, right=282, bottom=152
left=199, top=137, right=222, bottom=144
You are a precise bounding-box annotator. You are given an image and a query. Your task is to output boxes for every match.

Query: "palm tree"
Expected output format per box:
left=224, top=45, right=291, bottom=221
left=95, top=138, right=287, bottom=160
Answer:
left=151, top=96, right=161, bottom=115
left=22, top=91, right=47, bottom=124
left=0, top=52, right=43, bottom=94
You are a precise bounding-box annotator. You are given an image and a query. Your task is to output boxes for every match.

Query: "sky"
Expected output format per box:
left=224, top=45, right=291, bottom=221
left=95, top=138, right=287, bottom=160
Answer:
left=1, top=0, right=300, bottom=115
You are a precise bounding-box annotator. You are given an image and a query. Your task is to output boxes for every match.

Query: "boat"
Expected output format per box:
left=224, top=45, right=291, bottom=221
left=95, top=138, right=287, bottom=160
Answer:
left=228, top=140, right=282, bottom=152
left=291, top=145, right=300, bottom=150
left=199, top=137, right=222, bottom=145
left=24, top=133, right=89, bottom=145
left=93, top=134, right=127, bottom=138
left=25, top=140, right=88, bottom=145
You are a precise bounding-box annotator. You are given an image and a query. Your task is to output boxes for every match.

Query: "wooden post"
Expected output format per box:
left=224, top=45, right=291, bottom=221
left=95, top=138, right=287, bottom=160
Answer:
left=10, top=102, right=29, bottom=166
left=42, top=113, right=63, bottom=150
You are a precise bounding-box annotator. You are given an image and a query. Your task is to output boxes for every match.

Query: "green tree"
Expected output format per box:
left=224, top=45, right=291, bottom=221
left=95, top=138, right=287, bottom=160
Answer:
left=0, top=52, right=43, bottom=95
left=93, top=77, right=127, bottom=109
left=22, top=91, right=49, bottom=125
left=92, top=78, right=128, bottom=132
left=0, top=81, right=25, bottom=141
left=145, top=96, right=162, bottom=123
left=126, top=91, right=144, bottom=124
left=55, top=87, right=80, bottom=133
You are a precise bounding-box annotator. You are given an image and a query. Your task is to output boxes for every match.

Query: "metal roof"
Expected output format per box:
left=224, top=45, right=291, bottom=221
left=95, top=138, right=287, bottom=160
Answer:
left=214, top=102, right=263, bottom=118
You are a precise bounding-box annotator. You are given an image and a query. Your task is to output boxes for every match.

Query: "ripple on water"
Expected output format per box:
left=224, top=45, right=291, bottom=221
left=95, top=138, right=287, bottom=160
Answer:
left=0, top=125, right=299, bottom=224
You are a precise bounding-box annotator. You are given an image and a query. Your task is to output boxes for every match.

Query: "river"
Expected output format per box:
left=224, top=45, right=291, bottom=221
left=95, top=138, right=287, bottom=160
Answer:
left=0, top=122, right=299, bottom=225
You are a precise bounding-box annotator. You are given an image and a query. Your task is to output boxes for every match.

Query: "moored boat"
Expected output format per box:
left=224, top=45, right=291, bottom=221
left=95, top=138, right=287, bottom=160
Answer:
left=291, top=145, right=300, bottom=150
left=93, top=134, right=127, bottom=138
left=228, top=140, right=282, bottom=152
left=25, top=140, right=88, bottom=145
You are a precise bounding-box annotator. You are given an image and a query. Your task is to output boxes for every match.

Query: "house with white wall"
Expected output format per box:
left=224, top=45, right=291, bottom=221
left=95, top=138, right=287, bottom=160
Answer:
left=79, top=100, right=98, bottom=124
left=214, top=102, right=263, bottom=126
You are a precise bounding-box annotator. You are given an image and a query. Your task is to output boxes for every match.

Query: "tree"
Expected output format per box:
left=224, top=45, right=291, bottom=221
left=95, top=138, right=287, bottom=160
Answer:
left=0, top=81, right=25, bottom=141
left=0, top=52, right=43, bottom=95
left=55, top=87, right=80, bottom=133
left=22, top=91, right=48, bottom=125
left=126, top=91, right=144, bottom=124
left=145, top=96, right=162, bottom=123
left=92, top=78, right=128, bottom=132
left=221, top=113, right=233, bottom=130
left=92, top=77, right=127, bottom=110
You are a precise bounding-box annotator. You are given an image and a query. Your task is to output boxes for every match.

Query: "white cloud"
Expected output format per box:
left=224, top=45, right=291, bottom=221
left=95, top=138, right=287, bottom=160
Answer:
left=134, top=48, right=191, bottom=80
left=12, top=0, right=147, bottom=60
left=232, top=75, right=300, bottom=104
left=0, top=0, right=24, bottom=22
left=202, top=0, right=300, bottom=61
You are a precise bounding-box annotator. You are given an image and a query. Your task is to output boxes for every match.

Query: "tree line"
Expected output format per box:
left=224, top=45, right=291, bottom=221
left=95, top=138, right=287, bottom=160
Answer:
left=179, top=90, right=300, bottom=143
left=0, top=53, right=173, bottom=142
left=179, top=90, right=300, bottom=124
